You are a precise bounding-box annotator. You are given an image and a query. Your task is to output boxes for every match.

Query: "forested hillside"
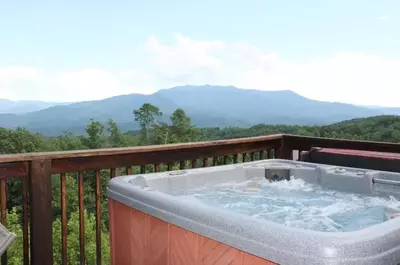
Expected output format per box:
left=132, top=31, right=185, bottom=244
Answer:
left=1, top=103, right=400, bottom=264
left=201, top=115, right=400, bottom=142
left=2, top=107, right=400, bottom=155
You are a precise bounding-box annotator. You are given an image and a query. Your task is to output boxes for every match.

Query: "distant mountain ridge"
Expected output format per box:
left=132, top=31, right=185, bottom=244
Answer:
left=0, top=85, right=397, bottom=136
left=0, top=99, right=69, bottom=114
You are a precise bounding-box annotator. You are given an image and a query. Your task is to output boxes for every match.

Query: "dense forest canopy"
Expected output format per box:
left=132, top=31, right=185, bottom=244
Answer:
left=1, top=103, right=400, bottom=264
left=1, top=105, right=400, bottom=156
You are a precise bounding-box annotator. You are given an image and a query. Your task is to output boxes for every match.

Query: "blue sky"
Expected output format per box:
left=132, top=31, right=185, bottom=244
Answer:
left=1, top=0, right=399, bottom=106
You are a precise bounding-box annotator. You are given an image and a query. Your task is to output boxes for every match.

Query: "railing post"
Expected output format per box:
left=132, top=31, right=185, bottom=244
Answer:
left=29, top=159, right=53, bottom=265
left=276, top=137, right=293, bottom=160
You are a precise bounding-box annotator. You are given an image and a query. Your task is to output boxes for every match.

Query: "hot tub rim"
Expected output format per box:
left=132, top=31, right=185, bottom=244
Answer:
left=107, top=176, right=400, bottom=265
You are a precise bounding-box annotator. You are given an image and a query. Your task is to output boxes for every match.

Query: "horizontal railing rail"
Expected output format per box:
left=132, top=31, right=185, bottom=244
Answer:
left=283, top=134, right=400, bottom=154
left=0, top=134, right=283, bottom=176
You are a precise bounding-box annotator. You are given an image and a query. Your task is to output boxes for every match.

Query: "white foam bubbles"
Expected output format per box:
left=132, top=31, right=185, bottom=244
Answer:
left=177, top=178, right=400, bottom=232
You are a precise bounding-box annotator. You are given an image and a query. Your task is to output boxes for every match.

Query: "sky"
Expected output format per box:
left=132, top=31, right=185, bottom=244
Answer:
left=1, top=0, right=399, bottom=106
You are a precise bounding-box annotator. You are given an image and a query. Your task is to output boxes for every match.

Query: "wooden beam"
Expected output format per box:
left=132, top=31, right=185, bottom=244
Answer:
left=0, top=162, right=28, bottom=177
left=29, top=159, right=53, bottom=265
left=282, top=134, right=400, bottom=153
left=276, top=138, right=293, bottom=160
left=49, top=138, right=282, bottom=173
left=0, top=134, right=284, bottom=163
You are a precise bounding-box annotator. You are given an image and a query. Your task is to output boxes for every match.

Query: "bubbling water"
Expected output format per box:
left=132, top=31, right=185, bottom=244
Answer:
left=176, top=177, right=400, bottom=232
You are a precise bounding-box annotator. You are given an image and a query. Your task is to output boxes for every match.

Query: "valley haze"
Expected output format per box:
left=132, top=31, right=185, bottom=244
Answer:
left=0, top=85, right=399, bottom=136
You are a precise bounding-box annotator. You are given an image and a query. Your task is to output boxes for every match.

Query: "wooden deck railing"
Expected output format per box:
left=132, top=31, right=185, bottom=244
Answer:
left=1, top=134, right=400, bottom=264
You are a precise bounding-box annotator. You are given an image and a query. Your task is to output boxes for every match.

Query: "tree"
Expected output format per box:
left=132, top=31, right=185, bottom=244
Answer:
left=7, top=206, right=110, bottom=265
left=152, top=122, right=171, bottom=144
left=82, top=119, right=105, bottom=149
left=170, top=108, right=200, bottom=143
left=5, top=208, right=23, bottom=265
left=107, top=119, right=127, bottom=147
left=171, top=109, right=191, bottom=130
left=152, top=108, right=201, bottom=144
left=133, top=103, right=162, bottom=144
left=0, top=127, right=46, bottom=154
left=51, top=132, right=84, bottom=151
left=52, top=210, right=110, bottom=265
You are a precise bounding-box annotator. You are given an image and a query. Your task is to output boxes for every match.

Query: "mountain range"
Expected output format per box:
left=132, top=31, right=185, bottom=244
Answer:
left=0, top=85, right=399, bottom=136
left=0, top=99, right=69, bottom=114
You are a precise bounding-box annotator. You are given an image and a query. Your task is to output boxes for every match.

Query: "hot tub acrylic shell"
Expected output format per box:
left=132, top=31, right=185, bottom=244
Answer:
left=107, top=159, right=400, bottom=265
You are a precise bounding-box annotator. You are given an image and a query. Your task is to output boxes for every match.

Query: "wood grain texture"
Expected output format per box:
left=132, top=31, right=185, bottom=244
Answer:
left=282, top=134, right=400, bottom=153
left=148, top=217, right=168, bottom=265
left=60, top=173, right=68, bottom=265
left=0, top=135, right=282, bottom=174
left=109, top=199, right=277, bottom=265
left=276, top=138, right=293, bottom=160
left=1, top=178, right=7, bottom=265
left=2, top=134, right=400, bottom=175
left=130, top=208, right=148, bottom=265
left=95, top=170, right=102, bottom=265
left=201, top=237, right=238, bottom=265
left=109, top=200, right=131, bottom=265
left=0, top=162, right=28, bottom=177
left=0, top=134, right=283, bottom=162
left=169, top=225, right=200, bottom=265
left=29, top=159, right=53, bottom=265
left=21, top=176, right=29, bottom=265
left=78, top=172, right=85, bottom=264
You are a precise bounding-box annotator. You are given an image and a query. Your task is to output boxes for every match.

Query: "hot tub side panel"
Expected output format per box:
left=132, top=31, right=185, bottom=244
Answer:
left=109, top=199, right=277, bottom=265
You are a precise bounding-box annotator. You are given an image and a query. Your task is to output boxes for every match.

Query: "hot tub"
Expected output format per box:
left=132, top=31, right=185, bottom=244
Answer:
left=107, top=159, right=400, bottom=265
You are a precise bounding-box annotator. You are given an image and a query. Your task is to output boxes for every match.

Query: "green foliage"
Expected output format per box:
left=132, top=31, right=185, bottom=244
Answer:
left=6, top=208, right=23, bottom=265
left=107, top=119, right=127, bottom=147
left=51, top=132, right=85, bottom=151
left=153, top=108, right=201, bottom=144
left=2, top=107, right=400, bottom=264
left=82, top=119, right=106, bottom=149
left=200, top=115, right=400, bottom=143
left=6, top=206, right=110, bottom=265
left=169, top=108, right=201, bottom=143
left=133, top=103, right=162, bottom=144
left=0, top=127, right=46, bottom=154
left=52, top=210, right=110, bottom=265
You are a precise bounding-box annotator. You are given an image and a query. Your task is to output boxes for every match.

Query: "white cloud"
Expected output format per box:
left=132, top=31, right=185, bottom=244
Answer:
left=1, top=33, right=400, bottom=106
left=0, top=67, right=151, bottom=102
left=378, top=15, right=390, bottom=20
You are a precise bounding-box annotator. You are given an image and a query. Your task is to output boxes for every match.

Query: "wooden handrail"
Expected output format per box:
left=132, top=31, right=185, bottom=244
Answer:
left=2, top=134, right=399, bottom=168
left=0, top=134, right=283, bottom=163
left=2, top=134, right=400, bottom=165
left=282, top=134, right=400, bottom=153
left=0, top=135, right=283, bottom=176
